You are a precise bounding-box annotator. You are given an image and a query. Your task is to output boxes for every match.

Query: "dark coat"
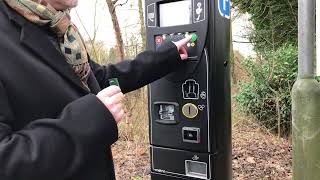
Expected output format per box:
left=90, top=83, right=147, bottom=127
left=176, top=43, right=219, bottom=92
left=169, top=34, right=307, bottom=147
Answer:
left=0, top=2, right=182, bottom=180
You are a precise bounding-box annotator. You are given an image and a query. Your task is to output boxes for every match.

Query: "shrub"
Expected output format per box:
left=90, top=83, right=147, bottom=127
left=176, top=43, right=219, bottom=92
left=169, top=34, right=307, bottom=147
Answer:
left=236, top=44, right=298, bottom=136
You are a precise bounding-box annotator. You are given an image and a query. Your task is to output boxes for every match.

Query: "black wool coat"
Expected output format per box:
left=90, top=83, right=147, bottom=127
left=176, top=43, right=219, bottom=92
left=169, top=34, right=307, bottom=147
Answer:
left=0, top=2, right=182, bottom=180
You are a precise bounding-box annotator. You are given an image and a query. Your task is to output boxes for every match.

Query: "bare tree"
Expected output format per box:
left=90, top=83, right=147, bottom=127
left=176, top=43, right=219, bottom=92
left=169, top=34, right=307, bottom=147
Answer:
left=92, top=0, right=100, bottom=44
left=106, top=0, right=127, bottom=61
left=74, top=0, right=101, bottom=63
left=138, top=0, right=146, bottom=49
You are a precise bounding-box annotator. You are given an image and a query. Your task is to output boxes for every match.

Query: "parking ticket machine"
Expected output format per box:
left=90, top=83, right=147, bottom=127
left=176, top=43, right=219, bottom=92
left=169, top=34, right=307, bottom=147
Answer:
left=146, top=0, right=231, bottom=179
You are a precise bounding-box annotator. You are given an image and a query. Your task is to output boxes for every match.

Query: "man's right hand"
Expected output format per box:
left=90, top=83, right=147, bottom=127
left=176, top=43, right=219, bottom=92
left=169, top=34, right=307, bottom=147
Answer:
left=173, top=35, right=192, bottom=60
left=97, top=86, right=125, bottom=124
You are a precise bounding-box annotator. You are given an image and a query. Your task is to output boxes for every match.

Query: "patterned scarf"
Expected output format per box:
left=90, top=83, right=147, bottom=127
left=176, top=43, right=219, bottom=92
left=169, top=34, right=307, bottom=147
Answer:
left=4, top=0, right=91, bottom=90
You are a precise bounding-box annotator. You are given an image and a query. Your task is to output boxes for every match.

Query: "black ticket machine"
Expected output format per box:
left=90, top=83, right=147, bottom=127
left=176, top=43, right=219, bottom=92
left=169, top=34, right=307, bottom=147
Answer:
left=146, top=0, right=231, bottom=179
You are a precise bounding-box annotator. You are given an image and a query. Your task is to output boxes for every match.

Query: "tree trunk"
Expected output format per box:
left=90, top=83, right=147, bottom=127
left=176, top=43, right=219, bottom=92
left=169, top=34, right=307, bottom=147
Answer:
left=138, top=0, right=146, bottom=50
left=106, top=0, right=125, bottom=61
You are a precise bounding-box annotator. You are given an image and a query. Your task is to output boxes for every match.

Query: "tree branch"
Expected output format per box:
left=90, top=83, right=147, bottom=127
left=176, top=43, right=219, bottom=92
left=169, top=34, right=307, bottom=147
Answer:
left=112, top=0, right=129, bottom=13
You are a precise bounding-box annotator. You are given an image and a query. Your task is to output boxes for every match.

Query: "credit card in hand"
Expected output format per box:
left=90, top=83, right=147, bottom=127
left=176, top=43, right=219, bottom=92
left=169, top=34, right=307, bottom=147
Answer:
left=108, top=78, right=120, bottom=87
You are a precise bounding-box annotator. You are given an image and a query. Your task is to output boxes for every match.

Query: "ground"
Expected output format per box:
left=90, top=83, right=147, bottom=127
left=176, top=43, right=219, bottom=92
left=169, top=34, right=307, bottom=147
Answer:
left=112, top=120, right=292, bottom=180
left=232, top=122, right=292, bottom=180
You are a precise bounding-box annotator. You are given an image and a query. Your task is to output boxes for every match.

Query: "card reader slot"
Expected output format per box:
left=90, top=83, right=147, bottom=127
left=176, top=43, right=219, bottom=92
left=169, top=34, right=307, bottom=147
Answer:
left=154, top=102, right=180, bottom=125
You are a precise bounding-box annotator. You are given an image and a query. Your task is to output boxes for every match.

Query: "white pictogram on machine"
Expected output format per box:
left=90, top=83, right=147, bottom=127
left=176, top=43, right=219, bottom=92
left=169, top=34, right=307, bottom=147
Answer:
left=182, top=79, right=200, bottom=100
left=196, top=2, right=203, bottom=21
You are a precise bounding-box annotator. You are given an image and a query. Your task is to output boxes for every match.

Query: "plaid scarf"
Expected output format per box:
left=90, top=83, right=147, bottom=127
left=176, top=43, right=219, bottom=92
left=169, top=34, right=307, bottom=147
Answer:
left=4, top=0, right=91, bottom=90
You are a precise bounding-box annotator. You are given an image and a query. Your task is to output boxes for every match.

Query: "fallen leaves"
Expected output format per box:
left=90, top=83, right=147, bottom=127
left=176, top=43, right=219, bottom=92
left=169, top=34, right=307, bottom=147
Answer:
left=246, top=156, right=256, bottom=164
left=113, top=140, right=151, bottom=180
left=232, top=123, right=292, bottom=180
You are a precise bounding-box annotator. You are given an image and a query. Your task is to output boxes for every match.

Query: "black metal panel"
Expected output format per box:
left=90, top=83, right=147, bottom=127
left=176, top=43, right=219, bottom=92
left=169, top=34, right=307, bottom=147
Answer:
left=150, top=52, right=209, bottom=152
left=207, top=0, right=232, bottom=179
left=151, top=146, right=212, bottom=179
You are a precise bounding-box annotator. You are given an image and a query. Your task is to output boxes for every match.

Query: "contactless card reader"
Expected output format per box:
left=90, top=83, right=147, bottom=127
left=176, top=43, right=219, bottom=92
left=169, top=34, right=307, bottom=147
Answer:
left=147, top=0, right=231, bottom=179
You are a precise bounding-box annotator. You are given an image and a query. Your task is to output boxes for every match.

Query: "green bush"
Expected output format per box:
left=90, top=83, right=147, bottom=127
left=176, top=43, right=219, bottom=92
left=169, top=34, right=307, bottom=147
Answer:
left=236, top=44, right=298, bottom=136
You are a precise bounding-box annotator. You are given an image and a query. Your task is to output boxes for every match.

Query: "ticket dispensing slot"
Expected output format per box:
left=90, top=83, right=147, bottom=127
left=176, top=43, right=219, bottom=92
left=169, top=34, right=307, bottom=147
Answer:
left=185, top=160, right=208, bottom=179
left=151, top=147, right=211, bottom=180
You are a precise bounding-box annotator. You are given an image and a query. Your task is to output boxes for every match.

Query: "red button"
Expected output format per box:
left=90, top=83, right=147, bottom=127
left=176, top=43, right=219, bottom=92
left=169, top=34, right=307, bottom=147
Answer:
left=155, top=36, right=163, bottom=44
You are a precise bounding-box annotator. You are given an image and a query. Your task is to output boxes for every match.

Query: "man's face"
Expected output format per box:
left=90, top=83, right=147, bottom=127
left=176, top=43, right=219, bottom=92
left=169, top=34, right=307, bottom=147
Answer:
left=40, top=0, right=78, bottom=10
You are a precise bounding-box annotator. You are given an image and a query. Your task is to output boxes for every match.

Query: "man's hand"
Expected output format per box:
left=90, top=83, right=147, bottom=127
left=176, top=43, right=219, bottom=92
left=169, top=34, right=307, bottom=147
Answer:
left=173, top=35, right=192, bottom=60
left=97, top=86, right=125, bottom=124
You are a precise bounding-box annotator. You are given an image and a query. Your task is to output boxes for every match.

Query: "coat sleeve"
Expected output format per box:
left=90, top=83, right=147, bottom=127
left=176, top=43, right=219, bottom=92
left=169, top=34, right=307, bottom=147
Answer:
left=89, top=41, right=183, bottom=93
left=0, top=81, right=118, bottom=180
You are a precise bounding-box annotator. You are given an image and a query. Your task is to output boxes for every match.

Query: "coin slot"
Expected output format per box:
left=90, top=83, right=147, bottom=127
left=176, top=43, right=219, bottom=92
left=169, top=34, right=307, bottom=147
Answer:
left=182, top=103, right=199, bottom=119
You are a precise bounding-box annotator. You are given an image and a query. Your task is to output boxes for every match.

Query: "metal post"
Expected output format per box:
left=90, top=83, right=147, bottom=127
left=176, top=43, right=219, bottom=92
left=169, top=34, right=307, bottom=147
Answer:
left=317, top=0, right=320, bottom=76
left=298, top=0, right=315, bottom=78
left=292, top=0, right=320, bottom=180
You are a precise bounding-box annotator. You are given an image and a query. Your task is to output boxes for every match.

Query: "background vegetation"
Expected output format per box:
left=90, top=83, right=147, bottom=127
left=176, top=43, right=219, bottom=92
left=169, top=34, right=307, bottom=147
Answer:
left=232, top=0, right=298, bottom=137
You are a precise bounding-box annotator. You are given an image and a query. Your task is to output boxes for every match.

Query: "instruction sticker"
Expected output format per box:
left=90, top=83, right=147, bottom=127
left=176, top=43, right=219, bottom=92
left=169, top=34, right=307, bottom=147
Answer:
left=147, top=3, right=156, bottom=27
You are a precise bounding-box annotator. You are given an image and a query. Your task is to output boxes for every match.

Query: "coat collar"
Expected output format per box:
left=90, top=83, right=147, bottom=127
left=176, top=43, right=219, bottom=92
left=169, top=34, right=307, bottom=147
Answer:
left=0, top=1, right=91, bottom=94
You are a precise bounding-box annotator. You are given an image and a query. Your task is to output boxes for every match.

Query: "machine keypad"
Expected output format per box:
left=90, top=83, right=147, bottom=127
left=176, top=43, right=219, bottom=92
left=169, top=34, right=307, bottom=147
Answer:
left=155, top=32, right=198, bottom=60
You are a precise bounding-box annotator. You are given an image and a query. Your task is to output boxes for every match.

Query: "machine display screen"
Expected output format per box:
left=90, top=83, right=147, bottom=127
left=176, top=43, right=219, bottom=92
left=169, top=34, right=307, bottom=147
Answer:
left=159, top=0, right=192, bottom=27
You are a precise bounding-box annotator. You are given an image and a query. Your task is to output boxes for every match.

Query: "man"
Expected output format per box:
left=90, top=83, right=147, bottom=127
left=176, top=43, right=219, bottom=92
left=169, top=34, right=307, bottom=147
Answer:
left=0, top=0, right=191, bottom=179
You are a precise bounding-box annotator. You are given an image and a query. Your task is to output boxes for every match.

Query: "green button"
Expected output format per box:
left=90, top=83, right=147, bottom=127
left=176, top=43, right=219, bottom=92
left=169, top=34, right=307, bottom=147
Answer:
left=191, top=33, right=198, bottom=42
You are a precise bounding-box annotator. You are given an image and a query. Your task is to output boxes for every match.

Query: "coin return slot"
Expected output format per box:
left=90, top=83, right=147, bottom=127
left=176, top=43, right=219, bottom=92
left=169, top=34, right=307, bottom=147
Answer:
left=185, top=160, right=208, bottom=179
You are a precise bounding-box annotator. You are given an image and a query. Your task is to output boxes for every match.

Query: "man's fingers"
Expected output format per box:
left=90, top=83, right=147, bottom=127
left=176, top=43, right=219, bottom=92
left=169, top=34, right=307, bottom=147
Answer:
left=115, top=109, right=125, bottom=123
left=180, top=54, right=188, bottom=60
left=111, top=103, right=123, bottom=114
left=176, top=35, right=192, bottom=48
left=180, top=46, right=188, bottom=55
left=179, top=46, right=189, bottom=60
left=173, top=35, right=192, bottom=60
left=108, top=92, right=125, bottom=105
left=96, top=85, right=125, bottom=124
left=101, top=85, right=121, bottom=97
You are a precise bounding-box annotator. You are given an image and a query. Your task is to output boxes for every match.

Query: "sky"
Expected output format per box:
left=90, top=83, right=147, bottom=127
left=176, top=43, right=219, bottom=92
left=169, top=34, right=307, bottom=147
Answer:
left=70, top=0, right=140, bottom=48
left=70, top=0, right=255, bottom=57
left=232, top=13, right=255, bottom=57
